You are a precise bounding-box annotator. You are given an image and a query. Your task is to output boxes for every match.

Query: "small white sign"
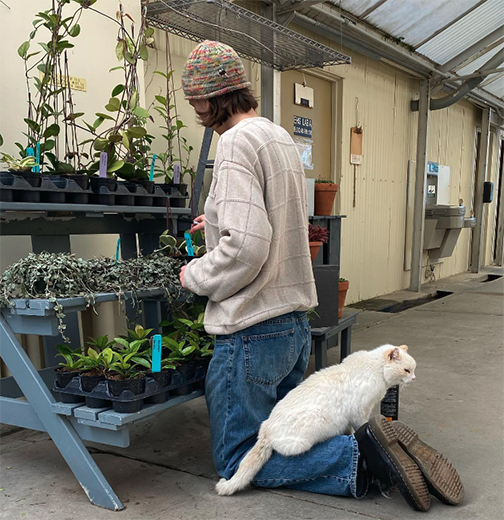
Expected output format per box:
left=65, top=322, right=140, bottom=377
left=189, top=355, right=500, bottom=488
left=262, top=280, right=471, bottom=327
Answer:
left=350, top=154, right=362, bottom=165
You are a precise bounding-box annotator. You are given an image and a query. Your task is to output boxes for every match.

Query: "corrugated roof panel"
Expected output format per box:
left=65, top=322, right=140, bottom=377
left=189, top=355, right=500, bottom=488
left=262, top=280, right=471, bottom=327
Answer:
left=340, top=0, right=381, bottom=17
left=483, top=74, right=504, bottom=97
left=456, top=41, right=504, bottom=76
left=417, top=0, right=504, bottom=65
left=360, top=0, right=481, bottom=48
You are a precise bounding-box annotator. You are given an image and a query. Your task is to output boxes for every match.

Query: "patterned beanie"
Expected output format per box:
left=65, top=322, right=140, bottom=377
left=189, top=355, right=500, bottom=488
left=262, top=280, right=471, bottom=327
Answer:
left=182, top=40, right=251, bottom=100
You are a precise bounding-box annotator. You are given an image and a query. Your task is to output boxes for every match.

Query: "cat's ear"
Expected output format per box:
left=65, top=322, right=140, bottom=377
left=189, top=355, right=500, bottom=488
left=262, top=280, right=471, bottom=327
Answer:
left=388, top=347, right=401, bottom=361
left=398, top=344, right=408, bottom=351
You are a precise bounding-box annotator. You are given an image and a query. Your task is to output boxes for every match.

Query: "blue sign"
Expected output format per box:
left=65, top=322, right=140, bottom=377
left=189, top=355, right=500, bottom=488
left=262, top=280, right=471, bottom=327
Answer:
left=427, top=161, right=439, bottom=173
left=294, top=116, right=312, bottom=138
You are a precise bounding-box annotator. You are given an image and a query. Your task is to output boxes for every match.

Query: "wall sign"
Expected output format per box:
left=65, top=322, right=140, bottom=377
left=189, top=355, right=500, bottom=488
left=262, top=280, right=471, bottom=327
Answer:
left=294, top=116, right=312, bottom=138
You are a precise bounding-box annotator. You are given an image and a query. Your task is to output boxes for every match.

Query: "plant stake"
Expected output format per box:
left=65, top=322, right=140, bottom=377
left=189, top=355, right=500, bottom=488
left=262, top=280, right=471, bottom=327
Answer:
left=149, top=154, right=157, bottom=181
left=26, top=147, right=35, bottom=172
left=184, top=232, right=194, bottom=257
left=115, top=237, right=121, bottom=265
left=99, top=152, right=107, bottom=178
left=173, top=164, right=180, bottom=184
left=152, top=334, right=162, bottom=373
left=35, top=142, right=40, bottom=173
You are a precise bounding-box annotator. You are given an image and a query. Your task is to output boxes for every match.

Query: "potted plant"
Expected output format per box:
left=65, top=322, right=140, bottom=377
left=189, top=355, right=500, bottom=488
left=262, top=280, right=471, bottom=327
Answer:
left=338, top=277, right=350, bottom=319
left=157, top=230, right=206, bottom=259
left=308, top=224, right=329, bottom=262
left=55, top=344, right=84, bottom=388
left=77, top=347, right=111, bottom=391
left=314, top=179, right=339, bottom=215
left=105, top=337, right=150, bottom=396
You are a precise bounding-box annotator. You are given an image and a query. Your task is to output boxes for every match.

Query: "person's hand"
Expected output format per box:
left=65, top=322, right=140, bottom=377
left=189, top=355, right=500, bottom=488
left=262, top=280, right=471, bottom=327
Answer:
left=180, top=265, right=186, bottom=288
left=191, top=214, right=205, bottom=234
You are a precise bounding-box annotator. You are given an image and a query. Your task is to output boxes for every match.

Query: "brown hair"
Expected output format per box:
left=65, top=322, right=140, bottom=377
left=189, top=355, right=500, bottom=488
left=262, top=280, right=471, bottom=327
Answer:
left=197, top=88, right=258, bottom=128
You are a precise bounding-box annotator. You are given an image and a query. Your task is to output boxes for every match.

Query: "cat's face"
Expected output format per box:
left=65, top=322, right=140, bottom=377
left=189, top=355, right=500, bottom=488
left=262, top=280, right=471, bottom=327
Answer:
left=383, top=345, right=417, bottom=386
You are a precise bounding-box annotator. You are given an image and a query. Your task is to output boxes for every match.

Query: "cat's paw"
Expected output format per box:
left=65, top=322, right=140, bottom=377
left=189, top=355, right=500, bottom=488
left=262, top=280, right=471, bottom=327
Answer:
left=215, top=478, right=234, bottom=496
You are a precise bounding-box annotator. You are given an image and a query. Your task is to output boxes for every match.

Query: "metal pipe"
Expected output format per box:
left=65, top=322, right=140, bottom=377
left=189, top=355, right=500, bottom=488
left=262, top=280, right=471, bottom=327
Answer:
left=410, top=80, right=431, bottom=292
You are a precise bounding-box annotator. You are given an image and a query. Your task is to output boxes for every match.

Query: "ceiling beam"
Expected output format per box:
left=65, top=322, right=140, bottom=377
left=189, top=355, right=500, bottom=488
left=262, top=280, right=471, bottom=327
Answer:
left=360, top=0, right=388, bottom=19
left=440, top=26, right=504, bottom=72
left=439, top=67, right=504, bottom=83
left=481, top=70, right=504, bottom=87
left=277, top=0, right=323, bottom=15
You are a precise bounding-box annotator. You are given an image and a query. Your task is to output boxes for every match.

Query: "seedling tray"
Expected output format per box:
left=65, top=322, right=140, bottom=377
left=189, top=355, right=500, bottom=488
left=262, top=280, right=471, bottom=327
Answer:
left=0, top=173, right=188, bottom=207
left=54, top=365, right=207, bottom=413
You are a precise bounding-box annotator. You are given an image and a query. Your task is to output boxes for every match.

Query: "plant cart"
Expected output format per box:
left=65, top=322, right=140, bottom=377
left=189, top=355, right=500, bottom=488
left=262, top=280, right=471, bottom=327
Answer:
left=0, top=201, right=200, bottom=511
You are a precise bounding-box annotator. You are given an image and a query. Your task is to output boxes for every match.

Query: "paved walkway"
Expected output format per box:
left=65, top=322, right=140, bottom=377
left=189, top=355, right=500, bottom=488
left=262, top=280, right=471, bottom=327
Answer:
left=1, top=269, right=503, bottom=520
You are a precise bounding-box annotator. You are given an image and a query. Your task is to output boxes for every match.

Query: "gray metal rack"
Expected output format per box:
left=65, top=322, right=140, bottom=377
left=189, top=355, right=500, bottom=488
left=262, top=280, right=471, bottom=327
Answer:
left=0, top=201, right=198, bottom=511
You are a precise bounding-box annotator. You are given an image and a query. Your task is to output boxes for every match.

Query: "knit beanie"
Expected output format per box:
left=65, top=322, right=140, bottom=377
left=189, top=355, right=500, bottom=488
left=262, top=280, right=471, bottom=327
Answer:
left=182, top=40, right=251, bottom=100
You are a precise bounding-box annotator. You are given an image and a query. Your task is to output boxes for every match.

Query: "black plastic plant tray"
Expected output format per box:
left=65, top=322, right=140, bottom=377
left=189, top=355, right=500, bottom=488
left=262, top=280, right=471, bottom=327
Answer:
left=0, top=173, right=188, bottom=207
left=54, top=365, right=207, bottom=413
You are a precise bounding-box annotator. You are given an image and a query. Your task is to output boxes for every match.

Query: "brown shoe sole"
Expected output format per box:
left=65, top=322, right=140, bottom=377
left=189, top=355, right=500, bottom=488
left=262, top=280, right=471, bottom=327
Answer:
left=393, top=421, right=464, bottom=505
left=368, top=416, right=431, bottom=512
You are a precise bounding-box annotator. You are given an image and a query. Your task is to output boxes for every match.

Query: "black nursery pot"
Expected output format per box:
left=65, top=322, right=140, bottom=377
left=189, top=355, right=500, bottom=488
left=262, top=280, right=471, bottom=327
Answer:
left=0, top=171, right=15, bottom=186
left=80, top=373, right=106, bottom=392
left=107, top=376, right=146, bottom=397
left=63, top=173, right=90, bottom=190
left=134, top=180, right=155, bottom=206
left=173, top=363, right=196, bottom=396
left=18, top=170, right=42, bottom=187
left=55, top=368, right=81, bottom=389
left=43, top=175, right=68, bottom=203
left=147, top=369, right=172, bottom=388
left=90, top=177, right=118, bottom=205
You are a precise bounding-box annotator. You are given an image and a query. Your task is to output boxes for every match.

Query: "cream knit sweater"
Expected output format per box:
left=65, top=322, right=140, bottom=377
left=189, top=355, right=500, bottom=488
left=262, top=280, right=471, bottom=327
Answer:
left=183, top=117, right=318, bottom=335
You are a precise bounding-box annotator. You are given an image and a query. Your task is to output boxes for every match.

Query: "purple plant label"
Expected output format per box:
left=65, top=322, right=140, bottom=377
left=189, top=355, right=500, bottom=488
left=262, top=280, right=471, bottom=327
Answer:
left=173, top=164, right=181, bottom=184
left=152, top=334, right=162, bottom=373
left=99, top=152, right=108, bottom=178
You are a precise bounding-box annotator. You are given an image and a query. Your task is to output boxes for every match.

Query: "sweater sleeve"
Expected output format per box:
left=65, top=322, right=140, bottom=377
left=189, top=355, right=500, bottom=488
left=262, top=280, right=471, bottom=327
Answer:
left=183, top=159, right=273, bottom=302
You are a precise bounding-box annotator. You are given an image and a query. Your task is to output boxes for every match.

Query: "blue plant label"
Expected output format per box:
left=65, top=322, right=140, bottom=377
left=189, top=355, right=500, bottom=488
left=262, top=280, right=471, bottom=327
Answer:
left=184, top=232, right=194, bottom=256
left=115, top=237, right=121, bottom=265
left=149, top=154, right=157, bottom=181
left=35, top=142, right=41, bottom=173
left=173, top=164, right=181, bottom=184
left=152, top=334, right=162, bottom=373
left=99, top=152, right=108, bottom=178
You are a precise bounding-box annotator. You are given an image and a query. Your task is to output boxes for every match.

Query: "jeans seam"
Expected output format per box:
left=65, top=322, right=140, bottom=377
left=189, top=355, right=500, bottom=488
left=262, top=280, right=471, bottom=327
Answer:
left=253, top=475, right=352, bottom=484
left=349, top=434, right=360, bottom=498
left=219, top=341, right=234, bottom=466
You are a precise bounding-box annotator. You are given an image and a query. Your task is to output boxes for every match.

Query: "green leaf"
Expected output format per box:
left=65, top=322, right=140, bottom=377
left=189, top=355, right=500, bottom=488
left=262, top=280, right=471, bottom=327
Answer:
left=0, top=134, right=3, bottom=147
left=95, top=112, right=115, bottom=121
left=65, top=112, right=85, bottom=121
left=87, top=348, right=99, bottom=361
left=133, top=106, right=149, bottom=118
left=41, top=139, right=55, bottom=152
left=25, top=51, right=41, bottom=60
left=69, top=24, right=81, bottom=37
left=153, top=70, right=173, bottom=81
left=24, top=118, right=40, bottom=133
left=124, top=51, right=136, bottom=65
left=129, top=91, right=139, bottom=111
left=115, top=39, right=125, bottom=61
left=139, top=44, right=148, bottom=61
left=107, top=160, right=124, bottom=173
left=131, top=356, right=151, bottom=369
left=112, top=84, right=124, bottom=97
left=155, top=95, right=167, bottom=106
left=18, top=41, right=30, bottom=58
left=109, top=66, right=125, bottom=73
left=114, top=337, right=130, bottom=349
left=56, top=41, right=75, bottom=52
left=93, top=117, right=104, bottom=130
left=43, top=124, right=60, bottom=138
left=105, top=97, right=121, bottom=112
left=93, top=138, right=108, bottom=151
left=121, top=131, right=130, bottom=149
left=144, top=27, right=154, bottom=38
left=38, top=42, right=50, bottom=53
left=126, top=126, right=147, bottom=139
left=108, top=134, right=123, bottom=143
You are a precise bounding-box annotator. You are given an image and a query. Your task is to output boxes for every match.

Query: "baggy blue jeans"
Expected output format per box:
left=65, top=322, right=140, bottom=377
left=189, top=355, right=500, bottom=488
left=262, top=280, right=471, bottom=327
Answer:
left=205, top=311, right=361, bottom=497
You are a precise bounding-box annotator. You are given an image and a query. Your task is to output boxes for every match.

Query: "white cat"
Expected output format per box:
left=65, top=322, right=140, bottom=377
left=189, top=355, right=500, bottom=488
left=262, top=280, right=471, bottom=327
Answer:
left=216, top=344, right=416, bottom=496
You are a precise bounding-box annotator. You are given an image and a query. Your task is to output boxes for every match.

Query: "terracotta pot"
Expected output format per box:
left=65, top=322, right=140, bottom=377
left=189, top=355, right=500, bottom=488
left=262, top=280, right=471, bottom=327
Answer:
left=314, top=183, right=338, bottom=215
left=338, top=280, right=349, bottom=318
left=309, top=241, right=323, bottom=262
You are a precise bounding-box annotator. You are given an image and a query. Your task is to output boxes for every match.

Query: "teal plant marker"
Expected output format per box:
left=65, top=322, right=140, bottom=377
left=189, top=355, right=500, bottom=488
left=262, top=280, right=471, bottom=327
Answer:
left=99, top=152, right=107, bottom=178
left=26, top=147, right=35, bottom=172
left=35, top=142, right=41, bottom=173
left=152, top=334, right=162, bottom=373
left=115, top=237, right=121, bottom=265
left=149, top=154, right=157, bottom=181
left=184, top=231, right=194, bottom=256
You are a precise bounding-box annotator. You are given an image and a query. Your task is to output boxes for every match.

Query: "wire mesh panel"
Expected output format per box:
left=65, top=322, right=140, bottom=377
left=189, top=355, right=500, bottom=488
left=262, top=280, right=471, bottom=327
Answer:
left=147, top=0, right=351, bottom=70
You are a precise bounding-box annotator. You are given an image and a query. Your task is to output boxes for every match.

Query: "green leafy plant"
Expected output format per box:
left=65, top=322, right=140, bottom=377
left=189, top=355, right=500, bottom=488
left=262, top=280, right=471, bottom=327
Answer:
left=17, top=0, right=91, bottom=174
left=162, top=336, right=196, bottom=364
left=315, top=179, right=335, bottom=184
left=108, top=349, right=144, bottom=380
left=86, top=334, right=115, bottom=351
left=55, top=344, right=84, bottom=372
left=157, top=230, right=206, bottom=257
left=0, top=153, right=38, bottom=172
left=121, top=324, right=153, bottom=342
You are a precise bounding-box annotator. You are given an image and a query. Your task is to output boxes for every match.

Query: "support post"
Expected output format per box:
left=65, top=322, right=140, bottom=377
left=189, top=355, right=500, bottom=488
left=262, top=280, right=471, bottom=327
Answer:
left=495, top=135, right=504, bottom=266
left=471, top=108, right=491, bottom=273
left=410, top=80, right=431, bottom=291
left=261, top=4, right=275, bottom=122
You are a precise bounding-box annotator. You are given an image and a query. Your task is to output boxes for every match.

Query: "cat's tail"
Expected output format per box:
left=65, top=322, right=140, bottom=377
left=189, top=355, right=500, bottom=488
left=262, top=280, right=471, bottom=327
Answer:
left=215, top=431, right=273, bottom=496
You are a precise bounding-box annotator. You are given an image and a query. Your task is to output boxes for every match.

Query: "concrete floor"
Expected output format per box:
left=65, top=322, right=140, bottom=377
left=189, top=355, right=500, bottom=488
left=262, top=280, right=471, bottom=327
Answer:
left=1, top=268, right=503, bottom=520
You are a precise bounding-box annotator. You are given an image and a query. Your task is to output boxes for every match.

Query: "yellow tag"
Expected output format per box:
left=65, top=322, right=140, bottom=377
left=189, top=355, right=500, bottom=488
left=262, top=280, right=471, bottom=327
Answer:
left=39, top=72, right=87, bottom=92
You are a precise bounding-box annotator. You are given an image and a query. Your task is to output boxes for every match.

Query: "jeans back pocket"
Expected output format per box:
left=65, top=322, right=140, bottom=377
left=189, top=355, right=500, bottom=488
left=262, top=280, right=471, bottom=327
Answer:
left=243, top=328, right=296, bottom=386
